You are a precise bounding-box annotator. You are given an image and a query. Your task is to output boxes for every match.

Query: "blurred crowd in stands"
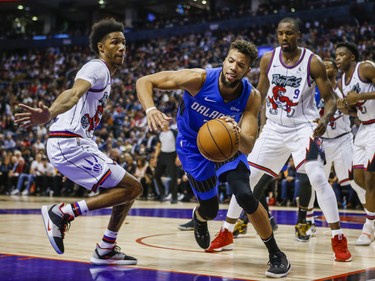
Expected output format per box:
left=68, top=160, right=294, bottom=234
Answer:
left=0, top=11, right=373, bottom=210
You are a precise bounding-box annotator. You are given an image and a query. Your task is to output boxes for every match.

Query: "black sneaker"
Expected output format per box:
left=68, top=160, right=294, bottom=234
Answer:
left=90, top=244, right=138, bottom=265
left=41, top=203, right=74, bottom=254
left=265, top=251, right=291, bottom=278
left=192, top=209, right=210, bottom=249
left=269, top=216, right=278, bottom=232
left=178, top=220, right=194, bottom=231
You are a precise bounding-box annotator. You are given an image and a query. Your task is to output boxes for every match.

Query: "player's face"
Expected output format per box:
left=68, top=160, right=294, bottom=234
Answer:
left=335, top=47, right=353, bottom=72
left=221, top=49, right=251, bottom=88
left=323, top=61, right=337, bottom=80
left=277, top=22, right=300, bottom=52
left=100, top=31, right=126, bottom=66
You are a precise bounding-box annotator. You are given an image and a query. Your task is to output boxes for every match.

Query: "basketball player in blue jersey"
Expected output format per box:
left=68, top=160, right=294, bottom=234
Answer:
left=136, top=39, right=290, bottom=278
left=14, top=18, right=142, bottom=265
left=336, top=42, right=375, bottom=246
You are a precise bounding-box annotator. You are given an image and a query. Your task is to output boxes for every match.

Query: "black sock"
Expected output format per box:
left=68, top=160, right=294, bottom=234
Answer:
left=262, top=233, right=280, bottom=254
left=297, top=208, right=307, bottom=224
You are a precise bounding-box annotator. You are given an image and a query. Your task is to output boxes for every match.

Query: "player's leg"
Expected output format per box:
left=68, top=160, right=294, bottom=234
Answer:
left=41, top=137, right=142, bottom=264
left=227, top=161, right=290, bottom=278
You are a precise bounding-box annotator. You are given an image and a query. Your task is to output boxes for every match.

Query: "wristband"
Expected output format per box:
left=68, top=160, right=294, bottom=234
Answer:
left=145, top=106, right=157, bottom=114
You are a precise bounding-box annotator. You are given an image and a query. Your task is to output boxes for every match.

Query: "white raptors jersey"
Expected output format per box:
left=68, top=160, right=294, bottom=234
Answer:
left=341, top=61, right=375, bottom=122
left=49, top=59, right=111, bottom=139
left=320, top=86, right=352, bottom=138
left=265, top=47, right=319, bottom=126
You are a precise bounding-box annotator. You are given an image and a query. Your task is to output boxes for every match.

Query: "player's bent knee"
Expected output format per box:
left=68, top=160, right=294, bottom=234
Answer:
left=235, top=192, right=259, bottom=214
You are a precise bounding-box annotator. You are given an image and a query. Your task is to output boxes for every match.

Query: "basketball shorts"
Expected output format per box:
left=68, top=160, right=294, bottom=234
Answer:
left=353, top=123, right=375, bottom=172
left=47, top=136, right=126, bottom=192
left=248, top=120, right=323, bottom=176
left=322, top=132, right=353, bottom=184
left=176, top=135, right=249, bottom=200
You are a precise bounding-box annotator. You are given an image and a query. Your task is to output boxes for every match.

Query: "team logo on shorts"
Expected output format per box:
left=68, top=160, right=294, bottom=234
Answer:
left=82, top=155, right=103, bottom=173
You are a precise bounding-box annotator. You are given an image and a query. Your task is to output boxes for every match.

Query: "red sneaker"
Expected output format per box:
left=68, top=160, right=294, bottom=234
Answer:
left=205, top=227, right=233, bottom=253
left=331, top=234, right=352, bottom=262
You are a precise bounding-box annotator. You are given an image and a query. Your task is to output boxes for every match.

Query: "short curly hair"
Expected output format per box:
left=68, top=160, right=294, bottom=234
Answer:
left=228, top=39, right=258, bottom=64
left=336, top=42, right=360, bottom=62
left=89, top=18, right=124, bottom=56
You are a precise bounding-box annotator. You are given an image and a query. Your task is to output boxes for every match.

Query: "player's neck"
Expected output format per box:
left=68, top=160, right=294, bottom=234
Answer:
left=345, top=62, right=357, bottom=78
left=281, top=47, right=302, bottom=65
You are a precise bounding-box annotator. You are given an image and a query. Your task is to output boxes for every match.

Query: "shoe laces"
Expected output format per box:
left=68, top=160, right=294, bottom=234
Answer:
left=268, top=253, right=285, bottom=268
left=60, top=214, right=72, bottom=239
left=333, top=235, right=347, bottom=252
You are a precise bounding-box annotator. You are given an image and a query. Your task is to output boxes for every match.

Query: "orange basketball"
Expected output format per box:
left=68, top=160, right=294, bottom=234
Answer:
left=197, top=119, right=239, bottom=162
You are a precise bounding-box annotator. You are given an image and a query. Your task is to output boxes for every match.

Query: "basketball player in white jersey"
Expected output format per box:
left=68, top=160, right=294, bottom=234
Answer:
left=205, top=18, right=352, bottom=262
left=299, top=59, right=368, bottom=241
left=14, top=18, right=142, bottom=265
left=336, top=42, right=375, bottom=245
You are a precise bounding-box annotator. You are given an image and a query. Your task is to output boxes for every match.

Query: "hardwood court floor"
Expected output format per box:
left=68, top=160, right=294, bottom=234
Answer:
left=0, top=195, right=374, bottom=281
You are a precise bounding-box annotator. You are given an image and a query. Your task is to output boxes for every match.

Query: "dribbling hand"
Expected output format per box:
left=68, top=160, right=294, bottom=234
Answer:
left=14, top=102, right=51, bottom=128
left=219, top=116, right=241, bottom=135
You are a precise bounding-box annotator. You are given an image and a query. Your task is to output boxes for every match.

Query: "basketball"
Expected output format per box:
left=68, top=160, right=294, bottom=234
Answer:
left=197, top=118, right=240, bottom=162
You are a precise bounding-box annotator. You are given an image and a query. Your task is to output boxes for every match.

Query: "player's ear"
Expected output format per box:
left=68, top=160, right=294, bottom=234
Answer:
left=97, top=41, right=104, bottom=54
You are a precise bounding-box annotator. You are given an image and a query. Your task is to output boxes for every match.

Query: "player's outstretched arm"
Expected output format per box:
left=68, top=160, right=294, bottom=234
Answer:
left=136, top=68, right=205, bottom=131
left=15, top=79, right=91, bottom=128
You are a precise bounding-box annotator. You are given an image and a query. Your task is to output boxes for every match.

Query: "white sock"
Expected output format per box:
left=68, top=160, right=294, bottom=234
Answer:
left=306, top=210, right=315, bottom=224
left=61, top=200, right=89, bottom=218
left=223, top=221, right=235, bottom=232
left=331, top=229, right=343, bottom=238
left=98, top=229, right=118, bottom=251
left=364, top=209, right=375, bottom=227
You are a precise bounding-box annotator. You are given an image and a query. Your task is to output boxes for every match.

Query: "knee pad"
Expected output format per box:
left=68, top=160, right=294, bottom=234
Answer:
left=197, top=196, right=219, bottom=220
left=235, top=191, right=259, bottom=214
left=304, top=161, right=328, bottom=192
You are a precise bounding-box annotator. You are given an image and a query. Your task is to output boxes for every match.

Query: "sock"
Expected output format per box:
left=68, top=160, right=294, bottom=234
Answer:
left=365, top=209, right=375, bottom=226
left=61, top=200, right=89, bottom=218
left=297, top=208, right=307, bottom=224
left=98, top=229, right=118, bottom=251
left=306, top=210, right=315, bottom=224
left=262, top=233, right=280, bottom=254
left=223, top=221, right=235, bottom=232
left=331, top=228, right=343, bottom=238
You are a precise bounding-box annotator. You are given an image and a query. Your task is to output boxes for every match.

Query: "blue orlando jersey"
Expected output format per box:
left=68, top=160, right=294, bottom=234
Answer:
left=177, top=67, right=252, bottom=140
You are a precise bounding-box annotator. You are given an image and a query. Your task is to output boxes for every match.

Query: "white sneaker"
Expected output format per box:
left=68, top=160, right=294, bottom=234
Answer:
left=22, top=190, right=30, bottom=196
left=11, top=189, right=20, bottom=195
left=355, top=223, right=374, bottom=246
left=306, top=222, right=317, bottom=237
left=90, top=244, right=137, bottom=265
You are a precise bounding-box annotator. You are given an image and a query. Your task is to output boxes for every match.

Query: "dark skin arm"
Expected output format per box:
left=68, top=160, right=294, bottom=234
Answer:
left=310, top=55, right=337, bottom=137
left=336, top=79, right=358, bottom=117
left=237, top=88, right=261, bottom=155
left=14, top=79, right=91, bottom=128
left=256, top=52, right=272, bottom=130
left=345, top=61, right=375, bottom=105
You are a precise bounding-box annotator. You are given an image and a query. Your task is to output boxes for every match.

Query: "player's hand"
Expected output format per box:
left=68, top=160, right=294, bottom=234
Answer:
left=313, top=118, right=327, bottom=137
left=345, top=91, right=360, bottom=105
left=219, top=116, right=241, bottom=134
left=146, top=108, right=172, bottom=131
left=337, top=98, right=347, bottom=110
left=14, top=102, right=51, bottom=128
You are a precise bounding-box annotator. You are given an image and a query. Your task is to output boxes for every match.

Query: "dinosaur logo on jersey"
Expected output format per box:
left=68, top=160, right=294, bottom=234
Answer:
left=268, top=85, right=298, bottom=117
left=82, top=155, right=103, bottom=173
left=81, top=93, right=109, bottom=136
left=351, top=83, right=367, bottom=114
